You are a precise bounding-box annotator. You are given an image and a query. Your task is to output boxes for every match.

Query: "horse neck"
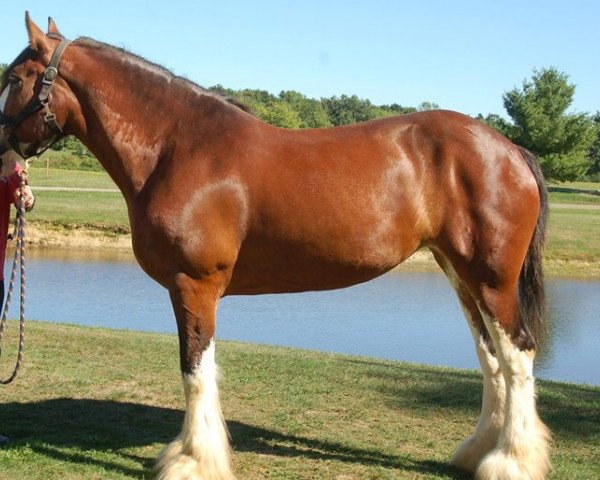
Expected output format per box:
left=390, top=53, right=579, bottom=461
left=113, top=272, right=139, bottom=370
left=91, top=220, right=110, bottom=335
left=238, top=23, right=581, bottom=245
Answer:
left=62, top=41, right=250, bottom=197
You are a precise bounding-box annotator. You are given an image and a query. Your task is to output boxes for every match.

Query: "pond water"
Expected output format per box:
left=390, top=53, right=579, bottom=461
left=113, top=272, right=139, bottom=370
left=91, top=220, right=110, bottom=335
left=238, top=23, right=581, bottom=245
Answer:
left=10, top=250, right=600, bottom=385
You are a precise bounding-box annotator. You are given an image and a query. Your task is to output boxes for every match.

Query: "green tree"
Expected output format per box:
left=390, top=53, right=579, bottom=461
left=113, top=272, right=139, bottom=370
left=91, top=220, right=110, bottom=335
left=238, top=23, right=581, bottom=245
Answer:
left=279, top=91, right=332, bottom=128
left=418, top=101, right=440, bottom=111
left=261, top=100, right=302, bottom=128
left=210, top=86, right=419, bottom=129
left=209, top=86, right=304, bottom=128
left=476, top=113, right=514, bottom=138
left=321, top=95, right=377, bottom=126
left=587, top=112, right=600, bottom=179
left=380, top=103, right=418, bottom=115
left=503, top=67, right=596, bottom=182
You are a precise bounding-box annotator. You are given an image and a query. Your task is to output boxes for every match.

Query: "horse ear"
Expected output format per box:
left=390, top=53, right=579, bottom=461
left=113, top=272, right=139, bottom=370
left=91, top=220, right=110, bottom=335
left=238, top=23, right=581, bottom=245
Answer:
left=47, top=17, right=62, bottom=37
left=25, top=11, right=50, bottom=54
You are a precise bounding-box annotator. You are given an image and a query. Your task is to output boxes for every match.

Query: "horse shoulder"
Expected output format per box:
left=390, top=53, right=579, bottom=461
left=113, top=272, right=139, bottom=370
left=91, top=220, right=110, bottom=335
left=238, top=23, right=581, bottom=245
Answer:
left=129, top=174, right=251, bottom=286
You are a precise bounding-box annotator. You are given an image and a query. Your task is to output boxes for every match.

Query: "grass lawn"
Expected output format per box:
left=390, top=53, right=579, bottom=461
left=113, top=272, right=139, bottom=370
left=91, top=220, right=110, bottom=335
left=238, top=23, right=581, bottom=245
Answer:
left=0, top=321, right=598, bottom=479
left=27, top=166, right=117, bottom=190
left=27, top=190, right=129, bottom=229
left=548, top=191, right=600, bottom=205
left=552, top=180, right=600, bottom=191
left=546, top=207, right=600, bottom=263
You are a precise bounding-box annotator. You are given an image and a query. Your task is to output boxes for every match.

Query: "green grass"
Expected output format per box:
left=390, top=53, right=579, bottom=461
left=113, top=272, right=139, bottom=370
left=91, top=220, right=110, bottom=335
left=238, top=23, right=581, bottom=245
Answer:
left=27, top=166, right=116, bottom=190
left=546, top=207, right=600, bottom=263
left=548, top=191, right=600, bottom=205
left=27, top=190, right=129, bottom=230
left=0, top=321, right=598, bottom=479
left=552, top=180, right=600, bottom=191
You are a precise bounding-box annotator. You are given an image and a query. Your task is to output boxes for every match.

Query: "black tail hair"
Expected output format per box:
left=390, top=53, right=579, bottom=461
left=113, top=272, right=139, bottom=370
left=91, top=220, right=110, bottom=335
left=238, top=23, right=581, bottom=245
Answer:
left=518, top=147, right=549, bottom=347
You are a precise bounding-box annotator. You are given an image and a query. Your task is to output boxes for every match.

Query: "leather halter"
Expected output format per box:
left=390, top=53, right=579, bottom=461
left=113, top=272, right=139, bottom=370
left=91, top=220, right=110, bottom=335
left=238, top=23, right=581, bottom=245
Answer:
left=0, top=33, right=71, bottom=159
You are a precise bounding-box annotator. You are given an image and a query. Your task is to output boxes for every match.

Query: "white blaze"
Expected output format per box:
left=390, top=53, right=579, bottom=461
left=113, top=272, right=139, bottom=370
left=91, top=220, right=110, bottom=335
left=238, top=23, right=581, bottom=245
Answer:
left=0, top=85, right=10, bottom=113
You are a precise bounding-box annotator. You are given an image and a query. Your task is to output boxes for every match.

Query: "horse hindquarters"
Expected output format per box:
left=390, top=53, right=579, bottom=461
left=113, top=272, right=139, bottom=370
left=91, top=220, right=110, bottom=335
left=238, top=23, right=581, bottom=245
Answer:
left=156, top=272, right=234, bottom=480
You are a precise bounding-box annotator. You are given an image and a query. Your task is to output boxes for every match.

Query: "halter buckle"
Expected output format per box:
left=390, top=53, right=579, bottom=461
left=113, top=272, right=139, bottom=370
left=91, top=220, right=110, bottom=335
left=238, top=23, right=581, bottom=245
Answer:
left=43, top=66, right=58, bottom=84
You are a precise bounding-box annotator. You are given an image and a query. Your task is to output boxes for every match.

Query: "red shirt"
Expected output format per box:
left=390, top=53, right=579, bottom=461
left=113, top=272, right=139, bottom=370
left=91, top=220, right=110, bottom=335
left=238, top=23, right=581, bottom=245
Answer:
left=0, top=165, right=22, bottom=280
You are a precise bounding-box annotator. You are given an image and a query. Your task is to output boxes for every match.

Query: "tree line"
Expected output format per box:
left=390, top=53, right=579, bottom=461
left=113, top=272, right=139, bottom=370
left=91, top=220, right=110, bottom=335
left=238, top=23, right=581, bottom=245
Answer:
left=1, top=63, right=598, bottom=183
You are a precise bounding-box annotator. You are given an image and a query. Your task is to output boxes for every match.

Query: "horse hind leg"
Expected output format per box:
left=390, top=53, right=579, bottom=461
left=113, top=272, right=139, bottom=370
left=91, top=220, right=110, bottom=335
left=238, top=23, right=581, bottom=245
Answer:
left=433, top=254, right=506, bottom=472
left=434, top=247, right=550, bottom=479
left=475, top=285, right=550, bottom=480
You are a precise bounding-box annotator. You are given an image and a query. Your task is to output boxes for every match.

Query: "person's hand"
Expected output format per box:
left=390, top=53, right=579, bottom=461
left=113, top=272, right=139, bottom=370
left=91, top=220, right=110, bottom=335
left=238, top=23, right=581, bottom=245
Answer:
left=14, top=185, right=35, bottom=212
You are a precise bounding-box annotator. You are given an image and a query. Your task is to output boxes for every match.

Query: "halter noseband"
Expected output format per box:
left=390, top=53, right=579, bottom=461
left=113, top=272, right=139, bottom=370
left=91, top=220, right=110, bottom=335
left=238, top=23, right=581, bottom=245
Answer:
left=0, top=33, right=71, bottom=159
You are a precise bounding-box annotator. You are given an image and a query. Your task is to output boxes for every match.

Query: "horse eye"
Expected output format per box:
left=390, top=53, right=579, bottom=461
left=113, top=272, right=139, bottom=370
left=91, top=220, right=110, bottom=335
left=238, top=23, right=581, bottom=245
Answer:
left=9, top=77, right=22, bottom=87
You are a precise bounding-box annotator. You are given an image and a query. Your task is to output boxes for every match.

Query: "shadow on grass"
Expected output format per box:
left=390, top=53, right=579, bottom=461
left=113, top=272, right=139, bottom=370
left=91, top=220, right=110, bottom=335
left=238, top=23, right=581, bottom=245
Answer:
left=343, top=359, right=600, bottom=442
left=0, top=398, right=470, bottom=479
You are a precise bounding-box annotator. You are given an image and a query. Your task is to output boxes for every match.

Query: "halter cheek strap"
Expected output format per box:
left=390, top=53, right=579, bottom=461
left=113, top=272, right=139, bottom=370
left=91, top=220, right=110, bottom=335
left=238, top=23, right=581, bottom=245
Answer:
left=39, top=34, right=71, bottom=135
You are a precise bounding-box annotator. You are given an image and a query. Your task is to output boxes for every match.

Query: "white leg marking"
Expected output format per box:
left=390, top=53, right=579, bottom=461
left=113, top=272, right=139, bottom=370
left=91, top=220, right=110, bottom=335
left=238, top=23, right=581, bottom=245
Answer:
left=476, top=316, right=550, bottom=480
left=451, top=322, right=506, bottom=472
left=156, top=341, right=235, bottom=480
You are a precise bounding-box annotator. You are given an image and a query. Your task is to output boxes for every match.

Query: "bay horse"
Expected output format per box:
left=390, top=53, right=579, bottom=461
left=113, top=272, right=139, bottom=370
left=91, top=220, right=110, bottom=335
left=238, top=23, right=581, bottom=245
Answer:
left=0, top=14, right=550, bottom=480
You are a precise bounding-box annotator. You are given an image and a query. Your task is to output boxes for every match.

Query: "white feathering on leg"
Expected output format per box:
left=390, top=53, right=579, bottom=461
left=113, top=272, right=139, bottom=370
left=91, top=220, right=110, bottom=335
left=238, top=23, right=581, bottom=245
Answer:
left=476, top=317, right=550, bottom=480
left=451, top=323, right=506, bottom=472
left=156, top=340, right=235, bottom=480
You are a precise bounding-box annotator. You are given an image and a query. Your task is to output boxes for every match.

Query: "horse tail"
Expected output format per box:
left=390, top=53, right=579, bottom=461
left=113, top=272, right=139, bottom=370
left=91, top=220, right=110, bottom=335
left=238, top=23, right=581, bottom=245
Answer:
left=518, top=147, right=549, bottom=347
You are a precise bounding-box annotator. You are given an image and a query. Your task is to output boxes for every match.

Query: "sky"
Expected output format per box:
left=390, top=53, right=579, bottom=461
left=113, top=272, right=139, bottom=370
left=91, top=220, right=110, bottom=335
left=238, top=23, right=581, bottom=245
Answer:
left=3, top=1, right=599, bottom=118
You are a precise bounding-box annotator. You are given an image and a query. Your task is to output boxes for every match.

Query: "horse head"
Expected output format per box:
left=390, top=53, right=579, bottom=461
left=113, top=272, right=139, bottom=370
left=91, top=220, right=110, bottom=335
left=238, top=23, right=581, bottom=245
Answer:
left=0, top=13, right=73, bottom=176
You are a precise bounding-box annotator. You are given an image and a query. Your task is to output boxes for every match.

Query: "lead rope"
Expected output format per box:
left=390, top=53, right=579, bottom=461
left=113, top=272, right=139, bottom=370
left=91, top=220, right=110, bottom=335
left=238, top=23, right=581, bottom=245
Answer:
left=0, top=171, right=27, bottom=384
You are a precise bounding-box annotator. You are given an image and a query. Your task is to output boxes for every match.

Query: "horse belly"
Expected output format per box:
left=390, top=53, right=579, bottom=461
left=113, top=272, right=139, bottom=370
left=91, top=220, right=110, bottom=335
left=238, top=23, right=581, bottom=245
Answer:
left=226, top=215, right=421, bottom=295
left=226, top=247, right=394, bottom=295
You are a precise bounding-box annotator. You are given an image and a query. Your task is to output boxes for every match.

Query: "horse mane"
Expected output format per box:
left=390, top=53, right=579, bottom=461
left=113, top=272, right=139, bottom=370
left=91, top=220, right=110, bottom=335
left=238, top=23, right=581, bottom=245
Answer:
left=74, top=37, right=255, bottom=116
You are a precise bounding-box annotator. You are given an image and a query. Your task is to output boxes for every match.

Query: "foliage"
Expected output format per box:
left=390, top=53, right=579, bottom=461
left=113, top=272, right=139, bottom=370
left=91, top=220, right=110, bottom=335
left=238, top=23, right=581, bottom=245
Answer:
left=502, top=67, right=596, bottom=182
left=279, top=90, right=332, bottom=128
left=418, top=101, right=440, bottom=111
left=586, top=112, right=600, bottom=180
left=321, top=94, right=379, bottom=126
left=45, top=137, right=102, bottom=171
left=475, top=113, right=515, bottom=138
left=209, top=85, right=417, bottom=129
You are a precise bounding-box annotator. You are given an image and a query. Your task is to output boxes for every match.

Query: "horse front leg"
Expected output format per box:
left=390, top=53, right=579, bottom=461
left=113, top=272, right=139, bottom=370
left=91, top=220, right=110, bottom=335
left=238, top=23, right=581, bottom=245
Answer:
left=156, top=272, right=234, bottom=480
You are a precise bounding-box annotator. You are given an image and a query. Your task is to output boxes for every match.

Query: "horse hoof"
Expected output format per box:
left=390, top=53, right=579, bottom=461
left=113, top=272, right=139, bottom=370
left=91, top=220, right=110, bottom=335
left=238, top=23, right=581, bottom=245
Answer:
left=451, top=432, right=499, bottom=473
left=475, top=449, right=549, bottom=480
left=450, top=437, right=484, bottom=473
left=156, top=439, right=235, bottom=480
